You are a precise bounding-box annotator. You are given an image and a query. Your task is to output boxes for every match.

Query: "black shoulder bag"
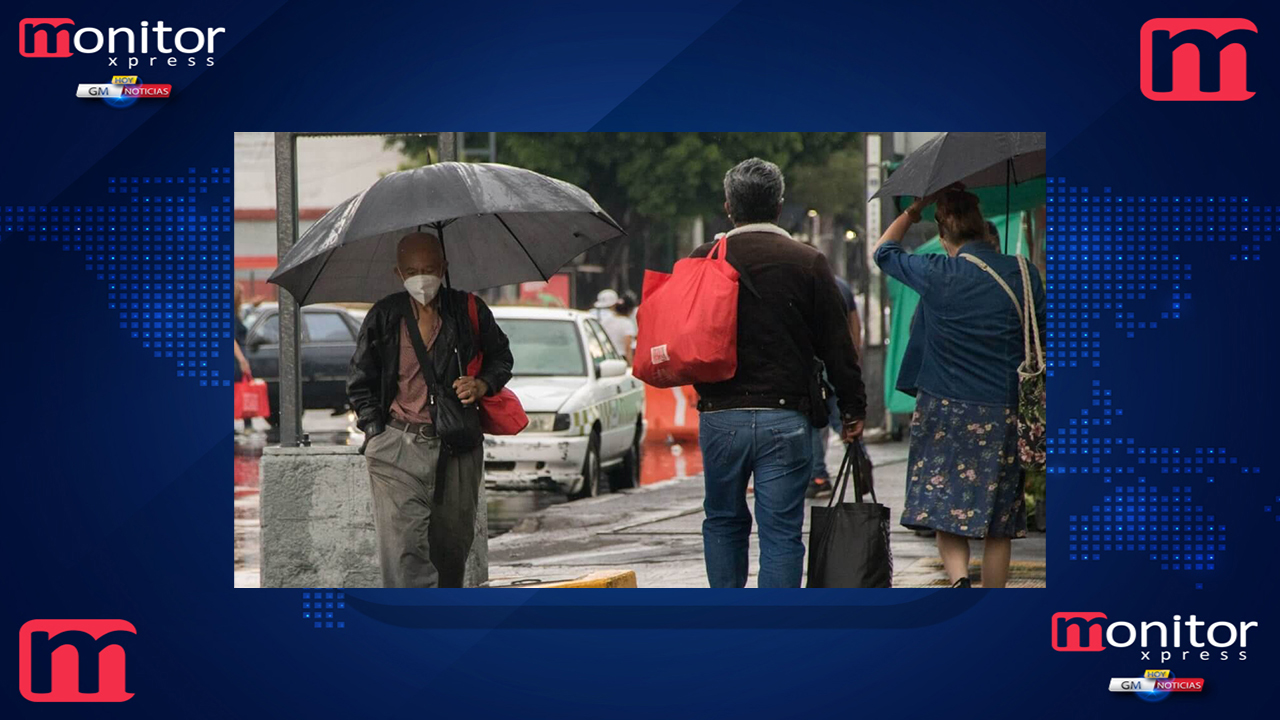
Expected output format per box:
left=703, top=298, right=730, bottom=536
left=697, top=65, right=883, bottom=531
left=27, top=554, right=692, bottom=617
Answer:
left=401, top=297, right=482, bottom=454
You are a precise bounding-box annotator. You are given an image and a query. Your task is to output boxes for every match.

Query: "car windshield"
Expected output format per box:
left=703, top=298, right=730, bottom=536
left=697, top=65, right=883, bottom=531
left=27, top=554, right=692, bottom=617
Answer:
left=502, top=319, right=586, bottom=376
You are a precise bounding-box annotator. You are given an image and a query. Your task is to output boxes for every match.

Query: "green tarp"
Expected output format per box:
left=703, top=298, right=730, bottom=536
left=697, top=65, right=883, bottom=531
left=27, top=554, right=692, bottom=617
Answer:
left=883, top=212, right=1031, bottom=414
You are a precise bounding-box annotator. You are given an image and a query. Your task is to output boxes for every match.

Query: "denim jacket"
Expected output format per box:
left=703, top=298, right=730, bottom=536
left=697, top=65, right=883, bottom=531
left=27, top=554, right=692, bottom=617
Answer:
left=875, top=240, right=1046, bottom=407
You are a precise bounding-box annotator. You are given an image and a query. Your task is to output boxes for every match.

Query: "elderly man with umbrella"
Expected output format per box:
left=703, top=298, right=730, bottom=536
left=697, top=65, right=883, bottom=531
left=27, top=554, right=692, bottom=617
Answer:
left=270, top=162, right=624, bottom=588
left=346, top=230, right=513, bottom=588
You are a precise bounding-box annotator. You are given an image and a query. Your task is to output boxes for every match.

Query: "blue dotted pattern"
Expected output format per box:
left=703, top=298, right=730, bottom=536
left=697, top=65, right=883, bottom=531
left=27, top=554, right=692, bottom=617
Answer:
left=1046, top=177, right=1276, bottom=584
left=304, top=589, right=345, bottom=628
left=1, top=167, right=233, bottom=386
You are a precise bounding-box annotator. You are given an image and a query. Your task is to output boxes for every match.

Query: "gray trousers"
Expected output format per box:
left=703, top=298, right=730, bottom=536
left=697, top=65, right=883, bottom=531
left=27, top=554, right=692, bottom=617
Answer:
left=364, top=426, right=482, bottom=588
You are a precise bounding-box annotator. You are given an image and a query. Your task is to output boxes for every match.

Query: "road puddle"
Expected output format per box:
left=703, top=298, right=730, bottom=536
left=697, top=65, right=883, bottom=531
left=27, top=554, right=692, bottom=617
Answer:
left=640, top=439, right=702, bottom=485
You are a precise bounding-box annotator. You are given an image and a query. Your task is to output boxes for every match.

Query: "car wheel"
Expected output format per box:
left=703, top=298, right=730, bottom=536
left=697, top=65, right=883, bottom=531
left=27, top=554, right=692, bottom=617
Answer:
left=609, top=426, right=643, bottom=491
left=572, top=432, right=604, bottom=500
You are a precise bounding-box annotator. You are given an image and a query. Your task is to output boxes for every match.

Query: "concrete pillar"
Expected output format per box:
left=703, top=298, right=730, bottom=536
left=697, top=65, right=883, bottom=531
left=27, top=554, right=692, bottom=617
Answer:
left=260, top=446, right=488, bottom=587
left=438, top=132, right=460, bottom=162
left=273, top=132, right=304, bottom=447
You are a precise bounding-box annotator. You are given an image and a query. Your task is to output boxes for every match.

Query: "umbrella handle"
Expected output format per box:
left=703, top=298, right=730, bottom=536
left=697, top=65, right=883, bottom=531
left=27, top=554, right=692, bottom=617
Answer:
left=435, top=223, right=468, bottom=379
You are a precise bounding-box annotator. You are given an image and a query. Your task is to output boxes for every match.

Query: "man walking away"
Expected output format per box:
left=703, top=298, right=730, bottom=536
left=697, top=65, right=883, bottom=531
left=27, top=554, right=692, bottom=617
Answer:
left=691, top=158, right=866, bottom=588
left=347, top=232, right=514, bottom=588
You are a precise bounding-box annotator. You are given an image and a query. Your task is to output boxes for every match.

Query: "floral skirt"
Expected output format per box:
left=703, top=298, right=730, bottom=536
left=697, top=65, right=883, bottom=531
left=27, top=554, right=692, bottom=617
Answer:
left=901, top=391, right=1027, bottom=539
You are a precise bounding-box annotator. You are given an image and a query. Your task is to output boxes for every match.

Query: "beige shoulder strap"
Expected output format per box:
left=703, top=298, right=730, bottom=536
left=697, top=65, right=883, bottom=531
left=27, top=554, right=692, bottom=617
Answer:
left=961, top=253, right=1045, bottom=373
left=960, top=253, right=1022, bottom=319
left=1016, top=255, right=1045, bottom=371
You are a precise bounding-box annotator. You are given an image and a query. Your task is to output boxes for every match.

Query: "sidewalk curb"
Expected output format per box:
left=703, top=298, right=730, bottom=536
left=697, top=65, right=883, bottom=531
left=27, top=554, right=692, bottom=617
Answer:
left=490, top=569, right=638, bottom=588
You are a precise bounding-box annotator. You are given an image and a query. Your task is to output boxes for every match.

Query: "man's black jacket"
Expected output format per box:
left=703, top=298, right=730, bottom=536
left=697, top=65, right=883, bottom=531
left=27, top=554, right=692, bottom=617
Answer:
left=347, top=289, right=514, bottom=438
left=688, top=227, right=867, bottom=421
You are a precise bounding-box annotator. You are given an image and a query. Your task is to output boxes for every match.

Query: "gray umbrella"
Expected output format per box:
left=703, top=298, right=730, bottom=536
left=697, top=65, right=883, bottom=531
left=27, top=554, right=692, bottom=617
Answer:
left=872, top=132, right=1046, bottom=200
left=268, top=162, right=625, bottom=305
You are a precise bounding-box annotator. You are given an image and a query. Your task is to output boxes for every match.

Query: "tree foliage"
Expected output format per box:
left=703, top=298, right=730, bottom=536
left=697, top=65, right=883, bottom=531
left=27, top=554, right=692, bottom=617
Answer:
left=394, top=132, right=864, bottom=294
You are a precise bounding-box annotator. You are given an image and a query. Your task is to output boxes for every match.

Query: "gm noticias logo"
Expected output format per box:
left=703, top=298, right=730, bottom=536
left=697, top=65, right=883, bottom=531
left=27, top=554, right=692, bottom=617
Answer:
left=76, top=76, right=172, bottom=108
left=18, top=620, right=136, bottom=702
left=1140, top=18, right=1257, bottom=101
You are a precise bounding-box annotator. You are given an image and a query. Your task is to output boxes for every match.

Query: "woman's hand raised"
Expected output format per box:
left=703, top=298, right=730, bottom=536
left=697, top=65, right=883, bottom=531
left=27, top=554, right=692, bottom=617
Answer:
left=910, top=182, right=966, bottom=215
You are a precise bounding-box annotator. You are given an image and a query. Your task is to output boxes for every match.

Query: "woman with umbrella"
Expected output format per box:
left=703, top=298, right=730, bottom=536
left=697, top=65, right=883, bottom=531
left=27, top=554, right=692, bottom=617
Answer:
left=873, top=185, right=1045, bottom=588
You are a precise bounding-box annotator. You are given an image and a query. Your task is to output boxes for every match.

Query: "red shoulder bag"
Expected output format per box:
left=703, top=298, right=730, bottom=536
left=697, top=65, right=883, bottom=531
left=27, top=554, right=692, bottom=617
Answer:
left=466, top=294, right=529, bottom=435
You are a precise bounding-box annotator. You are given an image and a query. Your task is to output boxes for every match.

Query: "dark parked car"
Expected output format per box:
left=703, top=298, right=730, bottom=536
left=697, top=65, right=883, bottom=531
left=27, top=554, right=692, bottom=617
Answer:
left=243, top=305, right=361, bottom=426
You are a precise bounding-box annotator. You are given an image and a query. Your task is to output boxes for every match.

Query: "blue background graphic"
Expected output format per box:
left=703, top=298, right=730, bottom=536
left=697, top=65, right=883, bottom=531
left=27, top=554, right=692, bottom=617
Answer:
left=2, top=0, right=1277, bottom=717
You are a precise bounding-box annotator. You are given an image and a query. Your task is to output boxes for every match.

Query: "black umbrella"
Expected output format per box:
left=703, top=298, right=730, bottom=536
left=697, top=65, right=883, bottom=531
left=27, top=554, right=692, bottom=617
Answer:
left=268, top=162, right=625, bottom=305
left=872, top=132, right=1046, bottom=252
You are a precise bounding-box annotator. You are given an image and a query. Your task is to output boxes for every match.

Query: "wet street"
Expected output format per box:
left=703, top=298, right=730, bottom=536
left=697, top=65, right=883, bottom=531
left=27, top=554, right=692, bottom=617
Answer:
left=234, top=410, right=704, bottom=587
left=487, top=438, right=1047, bottom=588
left=235, top=413, right=1045, bottom=588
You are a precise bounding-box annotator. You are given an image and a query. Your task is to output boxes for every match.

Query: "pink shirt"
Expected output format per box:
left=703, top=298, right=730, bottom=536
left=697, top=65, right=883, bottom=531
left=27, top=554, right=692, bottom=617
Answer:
left=390, top=315, right=441, bottom=424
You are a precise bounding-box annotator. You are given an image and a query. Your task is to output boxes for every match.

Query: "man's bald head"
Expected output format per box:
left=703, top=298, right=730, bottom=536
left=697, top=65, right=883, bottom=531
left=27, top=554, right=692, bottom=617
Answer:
left=396, top=232, right=445, bottom=277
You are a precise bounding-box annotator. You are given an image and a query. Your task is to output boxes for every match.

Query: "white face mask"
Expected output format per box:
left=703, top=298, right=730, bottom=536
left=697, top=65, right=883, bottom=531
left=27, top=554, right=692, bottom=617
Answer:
left=402, top=273, right=442, bottom=305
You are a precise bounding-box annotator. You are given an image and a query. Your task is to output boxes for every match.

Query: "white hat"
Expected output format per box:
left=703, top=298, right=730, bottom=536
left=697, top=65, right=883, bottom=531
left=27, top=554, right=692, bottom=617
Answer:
left=594, top=289, right=620, bottom=309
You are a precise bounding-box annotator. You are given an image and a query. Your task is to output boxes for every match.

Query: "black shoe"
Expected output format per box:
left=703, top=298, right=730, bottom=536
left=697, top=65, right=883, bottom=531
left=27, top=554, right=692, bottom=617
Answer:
left=950, top=577, right=972, bottom=588
left=806, top=477, right=833, bottom=499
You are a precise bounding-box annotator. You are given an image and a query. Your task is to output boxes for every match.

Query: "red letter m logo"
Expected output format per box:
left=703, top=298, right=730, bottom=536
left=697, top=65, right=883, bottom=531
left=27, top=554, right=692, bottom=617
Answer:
left=18, top=18, right=75, bottom=57
left=18, top=620, right=136, bottom=702
left=1140, top=18, right=1256, bottom=101
left=1051, top=612, right=1108, bottom=652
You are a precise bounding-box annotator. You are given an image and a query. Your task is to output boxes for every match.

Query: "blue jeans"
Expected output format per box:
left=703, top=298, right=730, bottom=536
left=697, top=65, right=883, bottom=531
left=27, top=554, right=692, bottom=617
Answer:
left=699, top=409, right=813, bottom=588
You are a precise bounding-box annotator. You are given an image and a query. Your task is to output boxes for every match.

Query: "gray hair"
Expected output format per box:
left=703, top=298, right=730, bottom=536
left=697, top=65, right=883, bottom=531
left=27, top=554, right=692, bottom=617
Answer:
left=724, top=158, right=785, bottom=224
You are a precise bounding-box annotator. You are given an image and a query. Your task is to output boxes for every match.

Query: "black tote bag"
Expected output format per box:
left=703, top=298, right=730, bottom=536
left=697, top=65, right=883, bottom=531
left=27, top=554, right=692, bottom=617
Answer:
left=806, top=444, right=893, bottom=588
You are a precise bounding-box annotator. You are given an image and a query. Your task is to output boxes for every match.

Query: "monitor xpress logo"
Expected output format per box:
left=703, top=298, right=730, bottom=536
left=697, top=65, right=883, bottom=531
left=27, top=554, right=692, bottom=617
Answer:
left=18, top=620, right=137, bottom=702
left=1140, top=18, right=1257, bottom=101
left=1052, top=612, right=1258, bottom=661
left=19, top=18, right=223, bottom=68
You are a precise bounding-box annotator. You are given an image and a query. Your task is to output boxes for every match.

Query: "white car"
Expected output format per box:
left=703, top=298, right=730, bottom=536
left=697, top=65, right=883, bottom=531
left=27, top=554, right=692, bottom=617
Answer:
left=484, top=306, right=646, bottom=497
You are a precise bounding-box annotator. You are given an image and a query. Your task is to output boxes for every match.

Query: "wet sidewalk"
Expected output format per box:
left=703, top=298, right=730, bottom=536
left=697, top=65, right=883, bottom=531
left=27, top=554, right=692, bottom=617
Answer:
left=489, top=438, right=1047, bottom=588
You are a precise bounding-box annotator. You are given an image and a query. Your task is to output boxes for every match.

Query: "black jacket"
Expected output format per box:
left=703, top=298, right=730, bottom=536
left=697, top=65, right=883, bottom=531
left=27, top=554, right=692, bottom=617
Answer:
left=347, top=289, right=514, bottom=438
left=689, top=228, right=866, bottom=421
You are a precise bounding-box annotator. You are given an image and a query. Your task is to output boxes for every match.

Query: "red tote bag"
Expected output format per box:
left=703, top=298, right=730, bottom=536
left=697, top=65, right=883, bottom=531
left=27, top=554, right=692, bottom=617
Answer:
left=467, top=294, right=529, bottom=435
left=633, top=234, right=740, bottom=388
left=234, top=377, right=270, bottom=419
